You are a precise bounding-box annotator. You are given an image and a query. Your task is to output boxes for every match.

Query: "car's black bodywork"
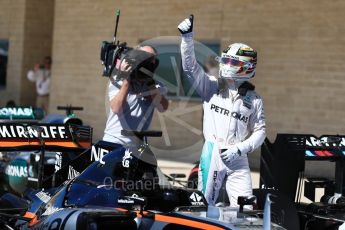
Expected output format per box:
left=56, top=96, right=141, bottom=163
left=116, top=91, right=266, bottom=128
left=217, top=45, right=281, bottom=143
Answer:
left=260, top=134, right=345, bottom=230
left=0, top=130, right=286, bottom=229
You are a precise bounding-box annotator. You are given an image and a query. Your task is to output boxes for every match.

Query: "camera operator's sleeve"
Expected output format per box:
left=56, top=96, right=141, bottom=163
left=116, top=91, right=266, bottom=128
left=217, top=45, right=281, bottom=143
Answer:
left=181, top=33, right=217, bottom=101
left=108, top=81, right=121, bottom=101
left=237, top=96, right=266, bottom=155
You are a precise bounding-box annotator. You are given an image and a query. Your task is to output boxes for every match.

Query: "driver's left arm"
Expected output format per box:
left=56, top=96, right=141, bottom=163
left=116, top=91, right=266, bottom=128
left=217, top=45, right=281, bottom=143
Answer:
left=237, top=98, right=266, bottom=154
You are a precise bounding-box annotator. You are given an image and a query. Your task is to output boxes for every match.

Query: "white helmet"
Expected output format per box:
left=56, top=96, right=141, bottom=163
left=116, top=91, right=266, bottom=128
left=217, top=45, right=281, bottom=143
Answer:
left=218, top=43, right=257, bottom=81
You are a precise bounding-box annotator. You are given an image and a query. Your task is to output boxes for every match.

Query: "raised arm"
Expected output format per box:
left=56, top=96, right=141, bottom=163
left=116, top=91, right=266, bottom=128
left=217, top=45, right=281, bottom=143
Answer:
left=178, top=15, right=217, bottom=100
left=109, top=79, right=130, bottom=114
left=109, top=61, right=132, bottom=114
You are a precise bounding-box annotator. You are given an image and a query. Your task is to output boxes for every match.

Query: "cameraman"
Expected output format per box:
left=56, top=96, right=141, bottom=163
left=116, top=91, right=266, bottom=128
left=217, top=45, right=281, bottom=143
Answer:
left=103, top=45, right=169, bottom=145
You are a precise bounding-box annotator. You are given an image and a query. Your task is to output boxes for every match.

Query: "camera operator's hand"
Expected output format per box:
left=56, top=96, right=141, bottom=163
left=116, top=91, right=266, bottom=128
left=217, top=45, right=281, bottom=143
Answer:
left=145, top=88, right=169, bottom=112
left=118, top=60, right=132, bottom=80
left=178, top=15, right=194, bottom=35
left=121, top=60, right=132, bottom=71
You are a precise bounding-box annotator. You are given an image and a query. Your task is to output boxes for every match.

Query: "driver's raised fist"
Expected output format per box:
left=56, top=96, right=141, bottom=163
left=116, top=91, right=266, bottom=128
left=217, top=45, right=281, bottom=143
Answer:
left=178, top=15, right=194, bottom=35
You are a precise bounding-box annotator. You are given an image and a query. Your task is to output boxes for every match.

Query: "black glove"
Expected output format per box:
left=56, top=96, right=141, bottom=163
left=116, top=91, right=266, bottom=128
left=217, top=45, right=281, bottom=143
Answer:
left=177, top=15, right=194, bottom=34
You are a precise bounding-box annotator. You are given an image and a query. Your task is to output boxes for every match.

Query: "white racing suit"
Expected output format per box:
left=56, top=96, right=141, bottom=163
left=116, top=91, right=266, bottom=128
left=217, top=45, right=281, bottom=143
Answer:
left=181, top=33, right=266, bottom=207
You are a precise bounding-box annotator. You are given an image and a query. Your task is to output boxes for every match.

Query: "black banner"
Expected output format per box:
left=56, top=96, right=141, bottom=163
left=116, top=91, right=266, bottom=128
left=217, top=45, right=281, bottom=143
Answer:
left=0, top=123, right=92, bottom=149
left=0, top=124, right=67, bottom=139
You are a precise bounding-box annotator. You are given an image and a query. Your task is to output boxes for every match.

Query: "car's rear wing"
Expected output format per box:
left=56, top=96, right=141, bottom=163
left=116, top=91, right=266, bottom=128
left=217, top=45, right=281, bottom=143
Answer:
left=0, top=123, right=92, bottom=151
left=304, top=135, right=345, bottom=159
left=260, top=134, right=345, bottom=201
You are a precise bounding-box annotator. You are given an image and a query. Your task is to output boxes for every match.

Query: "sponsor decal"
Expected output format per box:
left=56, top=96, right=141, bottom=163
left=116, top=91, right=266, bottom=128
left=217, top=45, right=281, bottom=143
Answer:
left=36, top=190, right=51, bottom=203
left=223, top=47, right=231, bottom=54
left=117, top=194, right=145, bottom=205
left=90, top=145, right=109, bottom=164
left=210, top=104, right=248, bottom=123
left=122, top=149, right=133, bottom=168
left=28, top=177, right=38, bottom=182
left=68, top=165, right=80, bottom=180
left=117, top=198, right=135, bottom=204
left=130, top=193, right=145, bottom=202
left=229, top=55, right=239, bottom=60
left=240, top=47, right=253, bottom=52
left=6, top=160, right=28, bottom=193
left=243, top=95, right=252, bottom=109
left=231, top=112, right=249, bottom=123
left=28, top=165, right=34, bottom=177
left=0, top=107, right=34, bottom=119
left=306, top=136, right=345, bottom=147
left=5, top=164, right=28, bottom=177
left=0, top=124, right=67, bottom=139
left=261, top=184, right=276, bottom=190
left=210, top=104, right=230, bottom=116
left=306, top=137, right=322, bottom=147
left=55, top=152, right=62, bottom=172
left=42, top=206, right=63, bottom=216
left=211, top=171, right=218, bottom=201
left=189, top=192, right=204, bottom=206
